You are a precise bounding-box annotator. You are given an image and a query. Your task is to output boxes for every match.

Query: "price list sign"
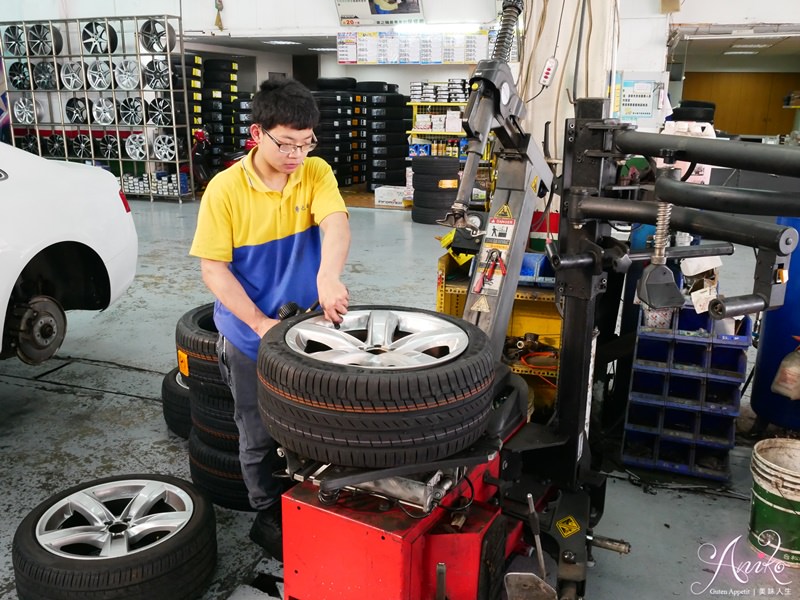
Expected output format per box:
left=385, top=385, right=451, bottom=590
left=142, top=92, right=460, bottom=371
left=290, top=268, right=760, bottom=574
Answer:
left=335, top=0, right=425, bottom=27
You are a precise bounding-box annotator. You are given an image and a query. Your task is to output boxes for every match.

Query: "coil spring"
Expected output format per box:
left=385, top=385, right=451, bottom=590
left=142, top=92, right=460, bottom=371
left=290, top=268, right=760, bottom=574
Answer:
left=492, top=3, right=522, bottom=62
left=652, top=202, right=672, bottom=264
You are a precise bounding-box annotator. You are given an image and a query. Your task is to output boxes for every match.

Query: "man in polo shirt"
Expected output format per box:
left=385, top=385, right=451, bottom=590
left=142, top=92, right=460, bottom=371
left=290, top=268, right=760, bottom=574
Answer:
left=190, top=78, right=351, bottom=560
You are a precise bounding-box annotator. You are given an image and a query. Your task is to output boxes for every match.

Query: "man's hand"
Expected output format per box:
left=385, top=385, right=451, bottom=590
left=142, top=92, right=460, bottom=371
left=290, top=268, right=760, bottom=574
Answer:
left=318, top=275, right=349, bottom=324
left=253, top=315, right=279, bottom=338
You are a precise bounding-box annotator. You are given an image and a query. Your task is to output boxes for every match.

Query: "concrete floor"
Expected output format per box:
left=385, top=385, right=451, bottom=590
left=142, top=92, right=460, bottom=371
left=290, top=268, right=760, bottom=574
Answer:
left=0, top=200, right=795, bottom=599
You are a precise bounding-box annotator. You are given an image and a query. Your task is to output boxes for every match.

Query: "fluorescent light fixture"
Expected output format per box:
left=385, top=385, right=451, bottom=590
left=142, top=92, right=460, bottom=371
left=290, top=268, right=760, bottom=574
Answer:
left=393, top=23, right=483, bottom=35
left=684, top=33, right=796, bottom=40
left=731, top=43, right=774, bottom=48
left=263, top=40, right=301, bottom=45
left=308, top=47, right=337, bottom=52
left=723, top=50, right=759, bottom=55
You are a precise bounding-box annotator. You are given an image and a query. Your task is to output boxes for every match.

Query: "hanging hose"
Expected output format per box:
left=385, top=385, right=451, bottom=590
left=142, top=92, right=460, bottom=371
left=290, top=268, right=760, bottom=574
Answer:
left=492, top=0, right=524, bottom=62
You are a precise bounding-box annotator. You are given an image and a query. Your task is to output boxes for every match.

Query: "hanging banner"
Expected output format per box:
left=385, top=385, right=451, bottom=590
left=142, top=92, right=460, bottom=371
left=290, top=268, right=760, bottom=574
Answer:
left=335, top=0, right=425, bottom=27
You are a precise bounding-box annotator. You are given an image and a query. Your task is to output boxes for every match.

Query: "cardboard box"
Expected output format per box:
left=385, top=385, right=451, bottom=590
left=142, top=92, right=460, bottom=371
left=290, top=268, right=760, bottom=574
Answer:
left=374, top=185, right=407, bottom=207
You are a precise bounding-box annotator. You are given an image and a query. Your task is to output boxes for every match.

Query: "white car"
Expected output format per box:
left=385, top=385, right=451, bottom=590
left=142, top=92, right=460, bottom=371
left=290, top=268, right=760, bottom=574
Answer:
left=0, top=142, right=138, bottom=364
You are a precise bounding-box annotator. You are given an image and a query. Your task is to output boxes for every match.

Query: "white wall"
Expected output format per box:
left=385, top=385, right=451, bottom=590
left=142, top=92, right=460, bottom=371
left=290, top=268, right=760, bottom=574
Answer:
left=674, top=0, right=800, bottom=24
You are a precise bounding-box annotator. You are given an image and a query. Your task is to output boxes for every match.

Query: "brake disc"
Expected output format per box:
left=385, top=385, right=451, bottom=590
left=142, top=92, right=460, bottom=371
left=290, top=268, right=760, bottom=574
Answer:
left=15, top=296, right=67, bottom=365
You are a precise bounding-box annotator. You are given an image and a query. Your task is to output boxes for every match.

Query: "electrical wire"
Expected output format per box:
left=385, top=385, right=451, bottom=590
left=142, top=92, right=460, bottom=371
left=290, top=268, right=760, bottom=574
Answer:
left=439, top=476, right=475, bottom=513
left=584, top=0, right=593, bottom=98
left=551, top=0, right=583, bottom=160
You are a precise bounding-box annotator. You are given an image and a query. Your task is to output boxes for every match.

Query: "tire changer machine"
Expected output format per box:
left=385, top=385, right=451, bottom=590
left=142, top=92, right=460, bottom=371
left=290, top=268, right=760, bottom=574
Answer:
left=280, top=2, right=800, bottom=598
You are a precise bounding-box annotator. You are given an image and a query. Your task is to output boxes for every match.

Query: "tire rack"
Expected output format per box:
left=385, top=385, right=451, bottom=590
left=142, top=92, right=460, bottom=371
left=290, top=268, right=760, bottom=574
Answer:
left=0, top=15, right=195, bottom=201
left=310, top=89, right=356, bottom=188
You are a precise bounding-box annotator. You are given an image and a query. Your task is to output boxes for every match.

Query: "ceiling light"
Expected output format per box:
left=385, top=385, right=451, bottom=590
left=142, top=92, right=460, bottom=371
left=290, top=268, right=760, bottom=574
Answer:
left=308, top=47, right=337, bottom=52
left=263, top=40, right=301, bottom=45
left=684, top=33, right=795, bottom=40
left=723, top=50, right=759, bottom=55
left=731, top=43, right=773, bottom=48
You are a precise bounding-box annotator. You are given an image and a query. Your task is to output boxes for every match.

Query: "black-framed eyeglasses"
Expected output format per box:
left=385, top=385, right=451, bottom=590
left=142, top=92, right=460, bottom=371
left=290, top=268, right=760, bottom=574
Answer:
left=262, top=129, right=318, bottom=154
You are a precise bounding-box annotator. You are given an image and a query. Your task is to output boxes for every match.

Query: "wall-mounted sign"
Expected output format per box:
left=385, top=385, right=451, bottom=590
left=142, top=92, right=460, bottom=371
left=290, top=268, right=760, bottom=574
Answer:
left=338, top=30, right=494, bottom=65
left=335, top=0, right=425, bottom=27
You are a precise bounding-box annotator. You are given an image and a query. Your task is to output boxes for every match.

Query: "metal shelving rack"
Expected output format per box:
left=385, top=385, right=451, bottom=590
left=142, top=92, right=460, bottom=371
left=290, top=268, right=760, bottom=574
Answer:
left=0, top=15, right=194, bottom=201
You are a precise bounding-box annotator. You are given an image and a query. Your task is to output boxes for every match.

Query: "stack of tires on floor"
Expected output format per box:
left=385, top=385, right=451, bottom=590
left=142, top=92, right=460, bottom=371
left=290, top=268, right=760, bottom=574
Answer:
left=165, top=304, right=252, bottom=511
left=310, top=77, right=357, bottom=187
left=410, top=156, right=461, bottom=224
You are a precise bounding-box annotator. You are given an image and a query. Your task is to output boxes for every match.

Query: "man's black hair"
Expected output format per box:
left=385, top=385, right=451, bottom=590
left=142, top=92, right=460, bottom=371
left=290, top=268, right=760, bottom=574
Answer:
left=252, top=78, right=320, bottom=131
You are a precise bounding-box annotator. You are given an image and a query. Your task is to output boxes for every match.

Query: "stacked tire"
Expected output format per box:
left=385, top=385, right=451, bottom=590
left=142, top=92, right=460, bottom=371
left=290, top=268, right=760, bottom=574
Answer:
left=173, top=304, right=251, bottom=512
left=352, top=81, right=412, bottom=192
left=201, top=59, right=243, bottom=172
left=411, top=156, right=461, bottom=224
left=311, top=77, right=357, bottom=188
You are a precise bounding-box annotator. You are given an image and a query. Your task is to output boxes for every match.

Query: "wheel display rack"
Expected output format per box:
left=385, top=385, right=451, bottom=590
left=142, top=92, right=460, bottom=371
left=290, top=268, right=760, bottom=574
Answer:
left=0, top=15, right=195, bottom=200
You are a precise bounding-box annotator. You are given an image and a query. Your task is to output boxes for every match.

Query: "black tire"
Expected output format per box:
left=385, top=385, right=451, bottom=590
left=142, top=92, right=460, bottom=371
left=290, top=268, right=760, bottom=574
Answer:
left=412, top=156, right=461, bottom=176
left=316, top=76, right=356, bottom=90
left=162, top=367, right=192, bottom=439
left=312, top=91, right=354, bottom=105
left=671, top=106, right=714, bottom=123
left=175, top=304, right=222, bottom=384
left=188, top=377, right=239, bottom=451
left=204, top=59, right=239, bottom=72
left=257, top=306, right=495, bottom=468
left=354, top=80, right=388, bottom=92
left=204, top=71, right=238, bottom=84
left=354, top=92, right=406, bottom=106
left=413, top=172, right=460, bottom=191
left=412, top=204, right=449, bottom=224
left=320, top=106, right=353, bottom=118
left=188, top=429, right=252, bottom=512
left=413, top=189, right=459, bottom=209
left=12, top=474, right=217, bottom=600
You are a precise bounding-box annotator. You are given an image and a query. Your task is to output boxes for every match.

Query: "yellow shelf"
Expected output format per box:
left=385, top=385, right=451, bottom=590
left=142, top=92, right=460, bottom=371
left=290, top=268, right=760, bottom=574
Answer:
left=407, top=130, right=466, bottom=136
left=407, top=102, right=468, bottom=107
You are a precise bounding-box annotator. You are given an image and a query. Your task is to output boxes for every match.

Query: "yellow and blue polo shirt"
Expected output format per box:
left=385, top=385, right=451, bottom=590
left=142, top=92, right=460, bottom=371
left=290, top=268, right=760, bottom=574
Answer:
left=190, top=149, right=347, bottom=359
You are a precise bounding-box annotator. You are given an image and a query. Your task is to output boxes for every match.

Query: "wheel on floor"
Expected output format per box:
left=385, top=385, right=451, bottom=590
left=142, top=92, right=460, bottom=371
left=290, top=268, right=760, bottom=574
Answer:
left=12, top=474, right=217, bottom=600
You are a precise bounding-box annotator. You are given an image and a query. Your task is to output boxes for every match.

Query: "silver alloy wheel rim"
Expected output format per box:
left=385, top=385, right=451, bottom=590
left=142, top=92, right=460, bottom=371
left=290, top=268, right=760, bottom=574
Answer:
left=140, top=19, right=175, bottom=53
left=65, top=97, right=91, bottom=124
left=119, top=97, right=143, bottom=125
left=283, top=308, right=470, bottom=369
left=13, top=98, right=41, bottom=125
left=8, top=62, right=31, bottom=90
left=82, top=21, right=116, bottom=54
left=87, top=60, right=113, bottom=90
left=46, top=134, right=65, bottom=156
left=153, top=134, right=177, bottom=160
left=115, top=59, right=140, bottom=90
left=35, top=478, right=194, bottom=560
left=144, top=59, right=170, bottom=89
left=97, top=135, right=119, bottom=158
left=72, top=134, right=92, bottom=158
left=92, top=98, right=116, bottom=125
left=3, top=25, right=26, bottom=56
left=60, top=61, right=85, bottom=90
left=32, top=61, right=57, bottom=90
left=27, top=24, right=60, bottom=55
left=125, top=133, right=147, bottom=159
left=148, top=98, right=171, bottom=126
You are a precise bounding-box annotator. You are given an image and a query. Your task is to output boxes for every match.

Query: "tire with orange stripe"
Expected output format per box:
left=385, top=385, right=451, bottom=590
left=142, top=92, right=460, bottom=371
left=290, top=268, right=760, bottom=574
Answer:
left=175, top=303, right=222, bottom=383
left=256, top=306, right=496, bottom=468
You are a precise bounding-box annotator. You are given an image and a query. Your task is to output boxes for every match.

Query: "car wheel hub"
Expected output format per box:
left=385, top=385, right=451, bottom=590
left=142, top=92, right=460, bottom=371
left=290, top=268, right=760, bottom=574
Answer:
left=16, top=296, right=67, bottom=365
